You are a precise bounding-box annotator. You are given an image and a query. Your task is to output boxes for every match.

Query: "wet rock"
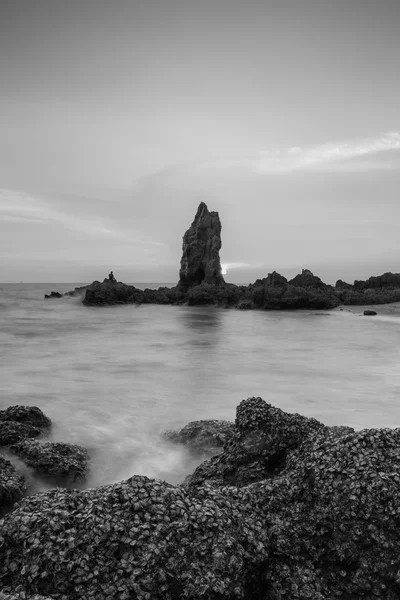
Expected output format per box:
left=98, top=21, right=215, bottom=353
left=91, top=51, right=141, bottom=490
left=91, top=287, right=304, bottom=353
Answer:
left=44, top=291, right=62, bottom=299
left=364, top=309, right=377, bottom=315
left=178, top=202, right=225, bottom=291
left=164, top=419, right=235, bottom=456
left=0, top=476, right=269, bottom=599
left=0, top=455, right=26, bottom=508
left=64, top=284, right=91, bottom=297
left=0, top=406, right=51, bottom=431
left=186, top=397, right=326, bottom=489
left=0, top=422, right=41, bottom=446
left=10, top=440, right=89, bottom=484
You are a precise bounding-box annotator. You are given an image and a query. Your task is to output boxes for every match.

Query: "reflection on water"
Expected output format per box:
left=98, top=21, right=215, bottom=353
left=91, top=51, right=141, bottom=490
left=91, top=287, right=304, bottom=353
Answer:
left=1, top=283, right=400, bottom=495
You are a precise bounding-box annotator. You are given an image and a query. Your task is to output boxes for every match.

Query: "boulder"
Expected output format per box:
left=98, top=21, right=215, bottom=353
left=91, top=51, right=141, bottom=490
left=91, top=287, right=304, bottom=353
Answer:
left=0, top=476, right=269, bottom=599
left=0, top=406, right=51, bottom=431
left=178, top=202, right=225, bottom=291
left=10, top=440, right=89, bottom=484
left=0, top=455, right=26, bottom=509
left=0, top=422, right=41, bottom=446
left=44, top=291, right=62, bottom=299
left=364, top=309, right=377, bottom=316
left=164, top=419, right=235, bottom=456
left=186, top=397, right=327, bottom=489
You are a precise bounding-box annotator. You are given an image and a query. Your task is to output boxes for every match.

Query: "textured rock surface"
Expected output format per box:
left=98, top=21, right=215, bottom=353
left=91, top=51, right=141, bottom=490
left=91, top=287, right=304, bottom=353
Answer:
left=0, top=406, right=51, bottom=431
left=10, top=441, right=89, bottom=484
left=0, top=476, right=269, bottom=599
left=0, top=422, right=41, bottom=446
left=178, top=202, right=225, bottom=291
left=1, top=397, right=400, bottom=599
left=164, top=419, right=235, bottom=456
left=0, top=455, right=26, bottom=508
left=186, top=397, right=327, bottom=489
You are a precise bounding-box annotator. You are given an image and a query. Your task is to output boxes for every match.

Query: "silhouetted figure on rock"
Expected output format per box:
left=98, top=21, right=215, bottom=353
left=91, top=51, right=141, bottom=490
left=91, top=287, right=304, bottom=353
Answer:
left=109, top=271, right=116, bottom=283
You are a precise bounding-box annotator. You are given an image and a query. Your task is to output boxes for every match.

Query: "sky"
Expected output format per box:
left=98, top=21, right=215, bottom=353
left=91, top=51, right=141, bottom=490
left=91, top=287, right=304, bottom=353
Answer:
left=1, top=0, right=400, bottom=284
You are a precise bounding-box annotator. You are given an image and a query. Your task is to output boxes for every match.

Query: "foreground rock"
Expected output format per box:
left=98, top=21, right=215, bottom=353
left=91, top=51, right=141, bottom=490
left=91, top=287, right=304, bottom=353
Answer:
left=0, top=406, right=51, bottom=431
left=2, top=396, right=400, bottom=599
left=178, top=202, right=225, bottom=291
left=10, top=440, right=89, bottom=484
left=0, top=406, right=51, bottom=446
left=0, top=422, right=41, bottom=446
left=0, top=456, right=26, bottom=509
left=364, top=309, right=377, bottom=315
left=164, top=419, right=235, bottom=456
left=0, top=476, right=268, bottom=599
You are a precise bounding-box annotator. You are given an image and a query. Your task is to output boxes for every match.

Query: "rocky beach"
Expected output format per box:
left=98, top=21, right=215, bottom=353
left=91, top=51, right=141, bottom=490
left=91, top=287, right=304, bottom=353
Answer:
left=1, top=397, right=400, bottom=599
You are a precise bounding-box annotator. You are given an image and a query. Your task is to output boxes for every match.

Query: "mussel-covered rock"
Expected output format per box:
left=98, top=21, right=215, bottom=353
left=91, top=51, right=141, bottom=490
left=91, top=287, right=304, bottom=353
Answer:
left=186, top=397, right=326, bottom=488
left=9, top=440, right=89, bottom=484
left=0, top=422, right=41, bottom=446
left=0, top=406, right=51, bottom=431
left=0, top=475, right=269, bottom=599
left=164, top=419, right=235, bottom=456
left=0, top=455, right=26, bottom=509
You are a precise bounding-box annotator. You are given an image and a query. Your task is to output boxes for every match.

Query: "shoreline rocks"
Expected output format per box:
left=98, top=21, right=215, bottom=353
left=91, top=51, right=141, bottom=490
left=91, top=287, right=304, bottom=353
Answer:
left=164, top=419, right=235, bottom=457
left=1, top=397, right=400, bottom=598
left=10, top=440, right=89, bottom=485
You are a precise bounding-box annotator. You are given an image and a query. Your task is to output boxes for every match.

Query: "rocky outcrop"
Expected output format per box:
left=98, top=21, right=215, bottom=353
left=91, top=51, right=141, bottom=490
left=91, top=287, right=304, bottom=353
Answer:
left=186, top=397, right=327, bottom=489
left=0, top=406, right=51, bottom=445
left=10, top=440, right=89, bottom=484
left=0, top=475, right=269, bottom=600
left=44, top=291, right=62, bottom=299
left=2, top=396, right=400, bottom=599
left=250, top=270, right=340, bottom=310
left=0, top=406, right=51, bottom=431
left=178, top=202, right=225, bottom=291
left=0, top=456, right=26, bottom=510
left=335, top=279, right=352, bottom=290
left=164, top=419, right=235, bottom=456
left=0, top=422, right=41, bottom=446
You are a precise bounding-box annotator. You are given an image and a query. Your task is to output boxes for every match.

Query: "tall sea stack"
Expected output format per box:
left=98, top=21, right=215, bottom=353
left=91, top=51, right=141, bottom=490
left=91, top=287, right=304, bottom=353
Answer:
left=178, top=202, right=225, bottom=291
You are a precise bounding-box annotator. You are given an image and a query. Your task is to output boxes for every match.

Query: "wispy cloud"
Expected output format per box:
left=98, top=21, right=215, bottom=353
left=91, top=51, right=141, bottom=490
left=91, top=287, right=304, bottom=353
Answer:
left=136, top=132, right=400, bottom=186
left=0, top=189, right=164, bottom=246
left=252, top=131, right=400, bottom=173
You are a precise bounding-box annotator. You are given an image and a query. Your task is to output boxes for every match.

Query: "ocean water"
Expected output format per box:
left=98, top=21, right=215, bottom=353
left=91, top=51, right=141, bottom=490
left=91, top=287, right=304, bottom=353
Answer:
left=1, top=282, right=400, bottom=494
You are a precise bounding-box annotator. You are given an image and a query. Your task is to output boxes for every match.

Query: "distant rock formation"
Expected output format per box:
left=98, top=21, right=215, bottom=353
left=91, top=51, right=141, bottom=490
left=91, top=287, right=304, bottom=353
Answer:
left=288, top=268, right=326, bottom=289
left=335, top=279, right=353, bottom=290
left=44, top=291, right=62, bottom=299
left=178, top=202, right=225, bottom=291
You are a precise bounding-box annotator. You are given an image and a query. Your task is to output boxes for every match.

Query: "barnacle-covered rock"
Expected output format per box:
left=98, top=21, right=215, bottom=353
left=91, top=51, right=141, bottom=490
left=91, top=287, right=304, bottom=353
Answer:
left=10, top=440, right=88, bottom=484
left=0, top=422, right=42, bottom=446
left=164, top=419, right=235, bottom=456
left=0, top=455, right=26, bottom=508
left=187, top=397, right=327, bottom=488
left=261, top=426, right=400, bottom=599
left=0, top=475, right=269, bottom=599
left=0, top=406, right=51, bottom=431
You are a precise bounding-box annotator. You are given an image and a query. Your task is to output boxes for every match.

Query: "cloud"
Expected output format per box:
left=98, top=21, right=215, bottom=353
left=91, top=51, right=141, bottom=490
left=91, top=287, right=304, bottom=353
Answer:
left=252, top=131, right=400, bottom=173
left=134, top=132, right=400, bottom=186
left=0, top=189, right=165, bottom=246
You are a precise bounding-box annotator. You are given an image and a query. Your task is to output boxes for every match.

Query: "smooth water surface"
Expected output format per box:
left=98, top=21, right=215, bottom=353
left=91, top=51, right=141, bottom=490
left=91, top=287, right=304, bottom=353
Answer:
left=1, top=283, right=400, bottom=491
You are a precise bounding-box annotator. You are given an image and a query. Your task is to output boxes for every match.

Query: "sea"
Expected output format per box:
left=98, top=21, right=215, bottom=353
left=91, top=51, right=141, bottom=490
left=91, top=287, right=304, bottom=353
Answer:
left=1, top=282, right=400, bottom=495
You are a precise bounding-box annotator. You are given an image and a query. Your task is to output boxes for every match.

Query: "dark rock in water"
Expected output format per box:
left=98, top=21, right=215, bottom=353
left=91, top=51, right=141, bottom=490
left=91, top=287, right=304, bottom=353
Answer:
left=364, top=309, right=377, bottom=315
left=0, top=455, right=26, bottom=508
left=288, top=268, right=326, bottom=289
left=335, top=279, right=353, bottom=290
left=83, top=279, right=144, bottom=306
left=186, top=397, right=326, bottom=489
left=178, top=202, right=225, bottom=291
left=0, top=405, right=51, bottom=431
left=0, top=475, right=269, bottom=599
left=10, top=440, right=89, bottom=484
left=164, top=419, right=235, bottom=456
left=0, top=421, right=41, bottom=446
left=44, top=291, right=62, bottom=299
left=64, top=284, right=91, bottom=297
